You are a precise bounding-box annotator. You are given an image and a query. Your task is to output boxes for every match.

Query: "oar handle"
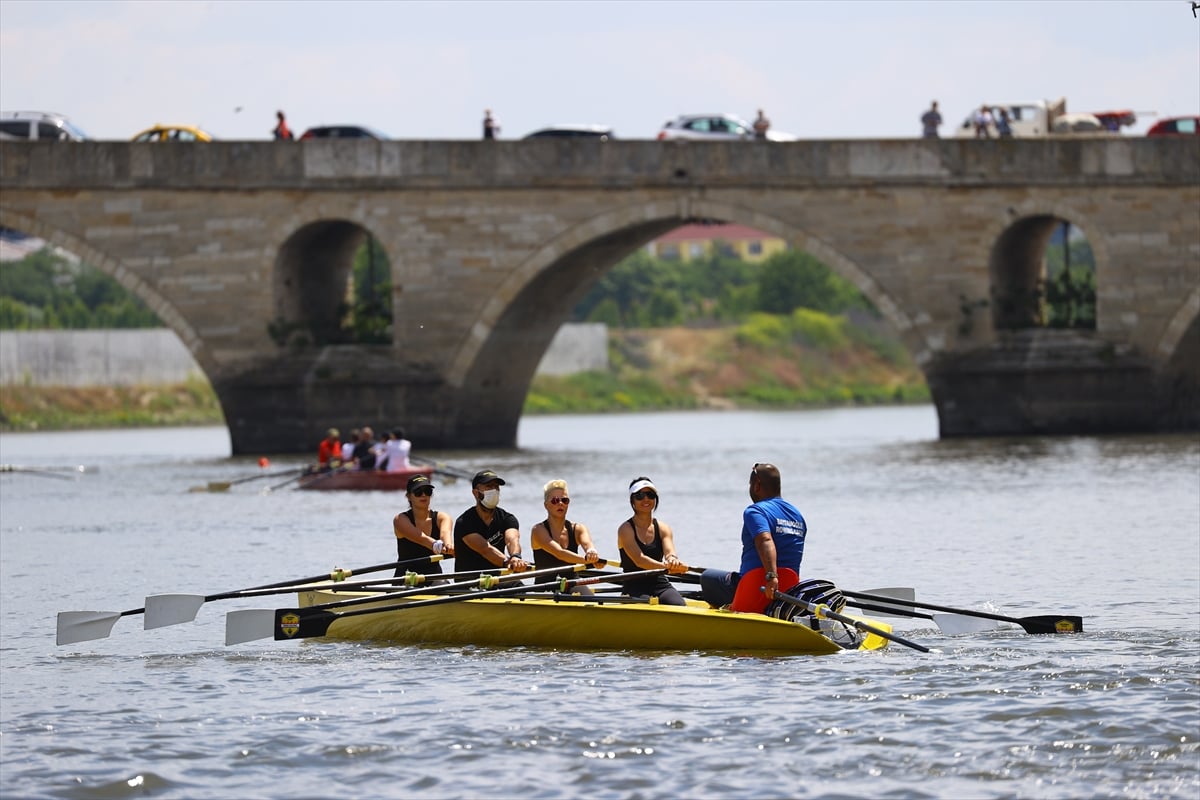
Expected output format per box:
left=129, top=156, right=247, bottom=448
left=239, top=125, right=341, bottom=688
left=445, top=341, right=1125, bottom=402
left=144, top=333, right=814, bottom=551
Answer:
left=207, top=555, right=446, bottom=599
left=303, top=562, right=594, bottom=613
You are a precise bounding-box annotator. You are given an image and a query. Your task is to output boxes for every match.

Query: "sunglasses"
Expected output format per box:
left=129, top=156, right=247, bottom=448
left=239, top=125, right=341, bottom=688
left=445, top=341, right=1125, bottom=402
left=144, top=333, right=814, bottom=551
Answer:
left=750, top=462, right=765, bottom=481
left=632, top=490, right=657, bottom=502
left=548, top=497, right=570, bottom=506
left=410, top=487, right=434, bottom=497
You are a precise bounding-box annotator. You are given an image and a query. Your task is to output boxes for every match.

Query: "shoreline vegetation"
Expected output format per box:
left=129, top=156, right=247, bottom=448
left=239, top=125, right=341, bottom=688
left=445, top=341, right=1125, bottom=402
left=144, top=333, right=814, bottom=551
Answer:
left=0, top=316, right=929, bottom=433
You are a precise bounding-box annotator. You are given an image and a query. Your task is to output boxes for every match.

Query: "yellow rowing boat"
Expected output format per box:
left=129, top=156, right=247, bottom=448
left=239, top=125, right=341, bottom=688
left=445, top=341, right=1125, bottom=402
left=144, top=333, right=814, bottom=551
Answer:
left=293, top=588, right=892, bottom=654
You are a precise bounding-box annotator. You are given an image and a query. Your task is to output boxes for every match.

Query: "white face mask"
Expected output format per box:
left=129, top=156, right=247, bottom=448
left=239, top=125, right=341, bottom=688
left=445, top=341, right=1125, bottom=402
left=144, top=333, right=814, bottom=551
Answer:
left=480, top=488, right=500, bottom=509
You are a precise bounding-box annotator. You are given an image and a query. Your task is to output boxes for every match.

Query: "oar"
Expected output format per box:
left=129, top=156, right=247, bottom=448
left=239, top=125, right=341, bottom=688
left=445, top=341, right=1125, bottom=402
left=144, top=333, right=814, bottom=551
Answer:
left=193, top=467, right=304, bottom=493
left=1, top=464, right=95, bottom=474
left=668, top=570, right=918, bottom=618
left=842, top=590, right=1083, bottom=635
left=848, top=600, right=1001, bottom=634
left=768, top=591, right=932, bottom=653
left=57, top=555, right=445, bottom=645
left=261, top=468, right=320, bottom=493
left=410, top=456, right=476, bottom=483
left=0, top=466, right=75, bottom=480
left=227, top=568, right=665, bottom=644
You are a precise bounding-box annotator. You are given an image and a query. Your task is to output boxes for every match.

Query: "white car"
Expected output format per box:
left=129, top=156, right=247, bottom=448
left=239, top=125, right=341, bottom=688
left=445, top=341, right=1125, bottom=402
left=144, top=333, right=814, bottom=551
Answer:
left=0, top=110, right=89, bottom=141
left=657, top=113, right=796, bottom=142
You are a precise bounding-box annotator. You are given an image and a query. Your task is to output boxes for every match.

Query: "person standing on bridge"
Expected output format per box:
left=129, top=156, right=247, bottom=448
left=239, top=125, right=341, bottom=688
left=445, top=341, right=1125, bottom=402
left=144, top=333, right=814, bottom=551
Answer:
left=753, top=109, right=770, bottom=140
left=483, top=109, right=500, bottom=140
left=921, top=100, right=942, bottom=138
left=273, top=110, right=293, bottom=141
left=973, top=104, right=994, bottom=138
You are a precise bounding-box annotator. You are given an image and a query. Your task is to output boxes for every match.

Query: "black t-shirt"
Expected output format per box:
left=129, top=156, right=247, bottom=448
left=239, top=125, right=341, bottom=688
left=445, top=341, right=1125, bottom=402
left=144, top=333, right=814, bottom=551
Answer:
left=453, top=505, right=520, bottom=572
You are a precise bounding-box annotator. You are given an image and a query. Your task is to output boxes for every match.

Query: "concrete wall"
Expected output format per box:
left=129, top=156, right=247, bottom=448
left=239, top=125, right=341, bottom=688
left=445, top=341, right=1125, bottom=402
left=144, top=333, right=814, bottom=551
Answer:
left=0, top=324, right=608, bottom=386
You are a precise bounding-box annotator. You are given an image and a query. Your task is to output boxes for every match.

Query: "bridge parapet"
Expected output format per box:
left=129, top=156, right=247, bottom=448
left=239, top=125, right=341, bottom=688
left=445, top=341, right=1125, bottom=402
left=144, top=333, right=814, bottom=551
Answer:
left=2, top=138, right=1197, bottom=191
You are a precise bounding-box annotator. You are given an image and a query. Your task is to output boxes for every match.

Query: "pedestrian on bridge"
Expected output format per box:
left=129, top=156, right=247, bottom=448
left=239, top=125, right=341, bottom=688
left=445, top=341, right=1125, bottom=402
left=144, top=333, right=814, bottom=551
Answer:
left=921, top=100, right=942, bottom=138
left=483, top=109, right=499, bottom=140
left=273, top=110, right=293, bottom=141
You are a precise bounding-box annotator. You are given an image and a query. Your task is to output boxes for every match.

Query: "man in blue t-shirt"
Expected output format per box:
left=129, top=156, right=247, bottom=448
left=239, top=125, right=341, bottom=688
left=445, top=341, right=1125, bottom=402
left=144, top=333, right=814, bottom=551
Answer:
left=700, top=462, right=807, bottom=613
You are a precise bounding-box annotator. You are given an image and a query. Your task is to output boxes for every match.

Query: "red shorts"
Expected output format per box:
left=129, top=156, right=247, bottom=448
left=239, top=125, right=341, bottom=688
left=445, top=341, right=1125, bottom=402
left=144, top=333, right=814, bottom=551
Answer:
left=730, top=567, right=800, bottom=613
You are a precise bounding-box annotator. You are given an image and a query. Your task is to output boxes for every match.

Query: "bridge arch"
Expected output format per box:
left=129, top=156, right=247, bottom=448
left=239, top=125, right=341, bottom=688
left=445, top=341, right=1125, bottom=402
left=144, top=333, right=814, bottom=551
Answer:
left=0, top=207, right=212, bottom=372
left=449, top=197, right=921, bottom=388
left=984, top=201, right=1105, bottom=332
left=271, top=218, right=381, bottom=346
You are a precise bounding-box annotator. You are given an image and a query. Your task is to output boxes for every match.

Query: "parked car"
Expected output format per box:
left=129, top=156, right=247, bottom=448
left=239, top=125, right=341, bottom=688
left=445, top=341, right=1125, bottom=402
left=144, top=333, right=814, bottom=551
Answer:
left=0, top=110, right=89, bottom=141
left=299, top=125, right=388, bottom=140
left=524, top=124, right=615, bottom=141
left=131, top=124, right=214, bottom=142
left=1146, top=116, right=1199, bottom=136
left=657, top=113, right=796, bottom=142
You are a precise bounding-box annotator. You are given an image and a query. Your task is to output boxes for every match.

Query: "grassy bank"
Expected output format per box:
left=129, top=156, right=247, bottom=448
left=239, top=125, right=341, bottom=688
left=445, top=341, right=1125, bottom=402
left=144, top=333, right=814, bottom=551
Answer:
left=0, top=375, right=223, bottom=431
left=525, top=313, right=929, bottom=414
left=1, top=315, right=929, bottom=431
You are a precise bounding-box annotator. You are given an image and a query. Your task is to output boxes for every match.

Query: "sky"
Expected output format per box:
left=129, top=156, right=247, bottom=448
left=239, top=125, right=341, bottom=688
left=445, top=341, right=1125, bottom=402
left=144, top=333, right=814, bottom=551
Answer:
left=0, top=0, right=1197, bottom=141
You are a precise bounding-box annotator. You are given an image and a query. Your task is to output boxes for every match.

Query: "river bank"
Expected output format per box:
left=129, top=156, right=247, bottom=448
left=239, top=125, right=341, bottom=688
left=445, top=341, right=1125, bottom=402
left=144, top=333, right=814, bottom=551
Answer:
left=0, top=321, right=928, bottom=431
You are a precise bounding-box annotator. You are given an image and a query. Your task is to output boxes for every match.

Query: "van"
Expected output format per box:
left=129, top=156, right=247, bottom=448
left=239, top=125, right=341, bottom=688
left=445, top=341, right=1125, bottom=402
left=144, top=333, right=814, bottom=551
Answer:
left=0, top=111, right=90, bottom=141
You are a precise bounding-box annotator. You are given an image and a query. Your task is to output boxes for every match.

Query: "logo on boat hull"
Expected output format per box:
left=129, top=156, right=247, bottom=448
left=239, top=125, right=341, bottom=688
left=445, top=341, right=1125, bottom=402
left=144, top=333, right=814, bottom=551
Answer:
left=280, top=613, right=300, bottom=638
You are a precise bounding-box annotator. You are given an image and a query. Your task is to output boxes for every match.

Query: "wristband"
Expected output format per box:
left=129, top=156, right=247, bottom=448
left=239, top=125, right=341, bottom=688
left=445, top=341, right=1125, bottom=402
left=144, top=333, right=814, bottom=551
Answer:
left=764, top=571, right=777, bottom=581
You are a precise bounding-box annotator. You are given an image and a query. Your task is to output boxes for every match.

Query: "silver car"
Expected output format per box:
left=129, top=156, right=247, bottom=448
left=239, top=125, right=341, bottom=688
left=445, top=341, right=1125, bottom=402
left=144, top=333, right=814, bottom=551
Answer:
left=657, top=113, right=795, bottom=142
left=0, top=110, right=90, bottom=141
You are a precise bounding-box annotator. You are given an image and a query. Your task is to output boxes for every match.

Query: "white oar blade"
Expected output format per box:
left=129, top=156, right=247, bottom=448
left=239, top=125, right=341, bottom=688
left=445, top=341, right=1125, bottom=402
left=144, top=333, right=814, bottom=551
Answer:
left=57, top=611, right=122, bottom=645
left=144, top=594, right=207, bottom=630
left=225, top=610, right=276, bottom=645
left=857, top=587, right=916, bottom=619
left=931, top=613, right=1003, bottom=635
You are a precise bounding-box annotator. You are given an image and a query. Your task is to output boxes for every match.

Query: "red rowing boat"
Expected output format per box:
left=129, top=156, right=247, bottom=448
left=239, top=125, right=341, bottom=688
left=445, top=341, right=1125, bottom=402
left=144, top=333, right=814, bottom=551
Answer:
left=296, top=466, right=434, bottom=491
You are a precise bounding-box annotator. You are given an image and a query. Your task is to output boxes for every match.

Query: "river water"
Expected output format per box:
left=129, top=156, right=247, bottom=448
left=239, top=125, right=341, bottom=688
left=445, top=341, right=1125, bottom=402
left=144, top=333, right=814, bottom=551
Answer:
left=1, top=406, right=1197, bottom=799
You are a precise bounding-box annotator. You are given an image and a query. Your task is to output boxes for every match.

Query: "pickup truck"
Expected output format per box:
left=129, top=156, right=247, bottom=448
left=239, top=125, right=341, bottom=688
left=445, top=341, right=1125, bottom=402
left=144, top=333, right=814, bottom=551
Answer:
left=953, top=97, right=1134, bottom=138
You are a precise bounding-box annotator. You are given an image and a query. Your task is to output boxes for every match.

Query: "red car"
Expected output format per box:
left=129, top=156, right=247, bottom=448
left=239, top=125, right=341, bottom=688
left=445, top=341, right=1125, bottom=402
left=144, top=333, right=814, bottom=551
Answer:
left=1146, top=116, right=1198, bottom=136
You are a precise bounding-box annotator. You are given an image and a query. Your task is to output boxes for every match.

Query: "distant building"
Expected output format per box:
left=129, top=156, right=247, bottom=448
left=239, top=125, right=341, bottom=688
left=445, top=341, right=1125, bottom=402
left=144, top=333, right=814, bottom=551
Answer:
left=646, top=223, right=788, bottom=263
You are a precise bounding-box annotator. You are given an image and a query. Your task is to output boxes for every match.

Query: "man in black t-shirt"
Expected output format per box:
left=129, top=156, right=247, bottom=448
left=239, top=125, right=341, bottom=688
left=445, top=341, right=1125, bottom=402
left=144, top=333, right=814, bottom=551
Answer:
left=453, top=470, right=528, bottom=573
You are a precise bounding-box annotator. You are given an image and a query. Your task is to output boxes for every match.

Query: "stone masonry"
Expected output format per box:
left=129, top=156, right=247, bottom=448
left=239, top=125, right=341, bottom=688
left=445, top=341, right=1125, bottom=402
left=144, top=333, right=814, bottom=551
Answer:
left=0, top=138, right=1196, bottom=452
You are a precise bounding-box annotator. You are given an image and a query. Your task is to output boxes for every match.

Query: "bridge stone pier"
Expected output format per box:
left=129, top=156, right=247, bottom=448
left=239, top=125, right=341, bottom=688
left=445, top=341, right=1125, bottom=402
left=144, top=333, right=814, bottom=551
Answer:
left=1, top=138, right=1197, bottom=453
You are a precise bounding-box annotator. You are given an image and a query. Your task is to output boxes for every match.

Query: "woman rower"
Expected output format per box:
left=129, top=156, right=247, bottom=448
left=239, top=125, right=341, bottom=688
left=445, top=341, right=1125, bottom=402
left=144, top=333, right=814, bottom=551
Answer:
left=392, top=474, right=454, bottom=580
left=531, top=479, right=603, bottom=595
left=616, top=476, right=690, bottom=606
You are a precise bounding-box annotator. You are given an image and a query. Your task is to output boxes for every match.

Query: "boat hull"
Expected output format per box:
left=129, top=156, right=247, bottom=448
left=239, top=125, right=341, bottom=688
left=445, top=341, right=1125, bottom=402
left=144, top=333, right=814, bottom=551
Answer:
left=297, top=466, right=433, bottom=491
left=296, top=589, right=891, bottom=654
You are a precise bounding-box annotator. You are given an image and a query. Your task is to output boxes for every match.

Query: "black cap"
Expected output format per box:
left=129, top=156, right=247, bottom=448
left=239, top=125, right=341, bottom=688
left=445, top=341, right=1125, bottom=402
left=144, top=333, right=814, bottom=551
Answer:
left=471, top=469, right=506, bottom=488
left=406, top=474, right=433, bottom=492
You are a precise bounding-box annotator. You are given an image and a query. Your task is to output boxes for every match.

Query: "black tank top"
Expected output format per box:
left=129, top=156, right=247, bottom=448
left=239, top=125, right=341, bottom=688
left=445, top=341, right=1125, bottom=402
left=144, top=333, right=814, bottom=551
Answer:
left=533, top=519, right=579, bottom=572
left=620, top=517, right=664, bottom=596
left=395, top=509, right=444, bottom=577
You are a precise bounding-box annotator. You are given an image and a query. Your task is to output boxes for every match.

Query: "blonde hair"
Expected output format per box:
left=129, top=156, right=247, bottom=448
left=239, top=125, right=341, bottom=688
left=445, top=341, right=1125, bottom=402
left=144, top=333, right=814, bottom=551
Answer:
left=543, top=479, right=568, bottom=502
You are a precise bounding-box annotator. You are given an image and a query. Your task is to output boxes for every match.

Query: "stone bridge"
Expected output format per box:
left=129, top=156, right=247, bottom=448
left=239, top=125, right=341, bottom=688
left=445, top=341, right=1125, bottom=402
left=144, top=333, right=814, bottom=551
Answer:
left=1, top=138, right=1197, bottom=453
